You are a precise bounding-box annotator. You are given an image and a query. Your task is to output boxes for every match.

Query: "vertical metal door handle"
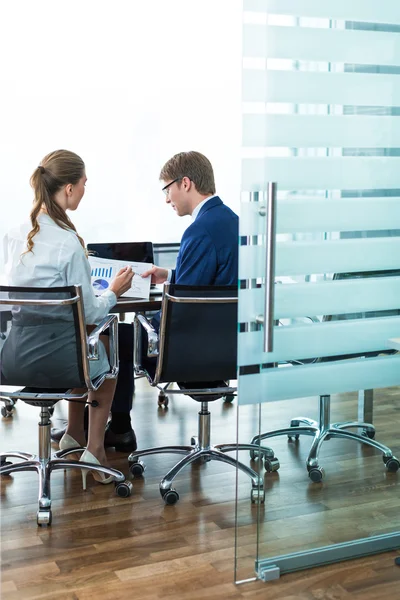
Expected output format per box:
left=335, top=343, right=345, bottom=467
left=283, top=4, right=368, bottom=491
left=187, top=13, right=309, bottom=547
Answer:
left=262, top=182, right=277, bottom=352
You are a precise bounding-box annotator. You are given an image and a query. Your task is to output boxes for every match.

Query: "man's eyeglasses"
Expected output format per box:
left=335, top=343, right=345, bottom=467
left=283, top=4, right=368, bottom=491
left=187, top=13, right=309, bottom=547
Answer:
left=162, top=177, right=182, bottom=196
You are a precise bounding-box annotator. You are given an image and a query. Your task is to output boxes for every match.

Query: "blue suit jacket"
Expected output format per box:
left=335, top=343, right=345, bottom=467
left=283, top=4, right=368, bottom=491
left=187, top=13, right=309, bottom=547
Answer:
left=151, top=196, right=238, bottom=331
left=172, top=196, right=238, bottom=285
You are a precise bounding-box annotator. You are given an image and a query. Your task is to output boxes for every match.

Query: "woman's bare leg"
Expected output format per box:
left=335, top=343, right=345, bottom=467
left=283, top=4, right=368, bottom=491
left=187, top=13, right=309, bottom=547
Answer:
left=65, top=389, right=87, bottom=447
left=86, top=378, right=116, bottom=465
left=86, top=333, right=116, bottom=465
left=65, top=378, right=116, bottom=465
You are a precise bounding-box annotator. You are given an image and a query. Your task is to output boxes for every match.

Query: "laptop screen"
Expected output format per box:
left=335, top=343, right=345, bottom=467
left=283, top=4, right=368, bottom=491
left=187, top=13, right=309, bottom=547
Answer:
left=87, top=242, right=154, bottom=264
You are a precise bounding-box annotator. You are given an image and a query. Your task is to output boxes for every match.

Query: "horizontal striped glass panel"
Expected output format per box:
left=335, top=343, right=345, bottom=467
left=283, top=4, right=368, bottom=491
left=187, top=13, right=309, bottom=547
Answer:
left=242, top=157, right=400, bottom=190
left=242, top=114, right=400, bottom=148
left=238, top=316, right=400, bottom=364
left=242, top=70, right=400, bottom=106
left=240, top=198, right=400, bottom=235
left=238, top=354, right=400, bottom=405
left=243, top=25, right=400, bottom=67
left=239, top=277, right=400, bottom=320
left=239, top=239, right=400, bottom=278
left=244, top=0, right=400, bottom=25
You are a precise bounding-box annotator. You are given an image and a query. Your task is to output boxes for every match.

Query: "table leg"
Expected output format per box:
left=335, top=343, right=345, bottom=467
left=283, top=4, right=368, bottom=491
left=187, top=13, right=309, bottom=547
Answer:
left=358, top=389, right=373, bottom=424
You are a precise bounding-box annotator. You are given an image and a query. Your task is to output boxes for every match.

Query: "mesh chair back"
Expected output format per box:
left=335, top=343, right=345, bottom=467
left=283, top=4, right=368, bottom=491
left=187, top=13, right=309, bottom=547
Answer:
left=0, top=285, right=87, bottom=388
left=156, top=285, right=237, bottom=383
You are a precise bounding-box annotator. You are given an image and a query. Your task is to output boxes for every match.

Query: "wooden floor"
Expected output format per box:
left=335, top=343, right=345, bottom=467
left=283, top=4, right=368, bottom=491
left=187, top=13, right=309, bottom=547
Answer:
left=1, top=379, right=400, bottom=599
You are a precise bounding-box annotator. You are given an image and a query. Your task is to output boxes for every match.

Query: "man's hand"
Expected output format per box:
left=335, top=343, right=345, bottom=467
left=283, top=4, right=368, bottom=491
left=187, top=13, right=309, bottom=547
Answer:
left=141, top=265, right=168, bottom=284
left=110, top=266, right=134, bottom=297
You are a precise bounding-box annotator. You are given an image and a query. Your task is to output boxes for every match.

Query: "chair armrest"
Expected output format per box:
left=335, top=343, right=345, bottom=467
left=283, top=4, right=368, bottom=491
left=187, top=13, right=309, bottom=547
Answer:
left=87, top=314, right=119, bottom=373
left=136, top=314, right=159, bottom=357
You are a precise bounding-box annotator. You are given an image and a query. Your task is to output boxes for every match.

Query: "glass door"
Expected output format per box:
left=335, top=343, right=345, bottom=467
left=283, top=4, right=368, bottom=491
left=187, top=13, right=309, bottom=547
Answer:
left=235, top=0, right=400, bottom=583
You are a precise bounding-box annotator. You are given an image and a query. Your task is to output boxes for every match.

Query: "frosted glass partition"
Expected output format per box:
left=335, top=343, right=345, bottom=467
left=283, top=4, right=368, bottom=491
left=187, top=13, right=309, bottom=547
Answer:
left=235, top=0, right=400, bottom=585
left=242, top=157, right=400, bottom=190
left=239, top=277, right=400, bottom=320
left=240, top=239, right=400, bottom=278
left=243, top=114, right=400, bottom=148
left=241, top=197, right=400, bottom=234
left=244, top=0, right=400, bottom=24
left=243, top=25, right=400, bottom=66
left=242, top=70, right=400, bottom=105
left=239, top=318, right=400, bottom=367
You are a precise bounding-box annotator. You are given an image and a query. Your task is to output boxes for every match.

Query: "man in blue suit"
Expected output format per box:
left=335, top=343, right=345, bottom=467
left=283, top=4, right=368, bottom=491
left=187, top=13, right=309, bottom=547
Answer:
left=141, top=150, right=238, bottom=397
left=143, top=151, right=238, bottom=330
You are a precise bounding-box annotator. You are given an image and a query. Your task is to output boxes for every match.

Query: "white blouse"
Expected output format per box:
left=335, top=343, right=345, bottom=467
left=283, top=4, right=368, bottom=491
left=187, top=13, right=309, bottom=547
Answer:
left=3, top=213, right=116, bottom=325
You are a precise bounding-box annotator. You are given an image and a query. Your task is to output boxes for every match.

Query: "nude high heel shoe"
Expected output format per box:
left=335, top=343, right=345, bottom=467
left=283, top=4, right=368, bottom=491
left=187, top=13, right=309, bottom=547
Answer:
left=80, top=449, right=115, bottom=490
left=59, top=433, right=84, bottom=461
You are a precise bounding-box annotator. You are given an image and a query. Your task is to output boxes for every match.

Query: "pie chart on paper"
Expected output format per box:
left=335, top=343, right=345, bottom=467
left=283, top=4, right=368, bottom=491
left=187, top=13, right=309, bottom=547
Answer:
left=93, top=279, right=109, bottom=292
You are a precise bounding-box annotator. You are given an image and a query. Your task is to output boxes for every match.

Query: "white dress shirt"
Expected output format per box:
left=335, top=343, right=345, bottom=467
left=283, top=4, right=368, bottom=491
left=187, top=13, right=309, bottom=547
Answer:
left=4, top=213, right=116, bottom=325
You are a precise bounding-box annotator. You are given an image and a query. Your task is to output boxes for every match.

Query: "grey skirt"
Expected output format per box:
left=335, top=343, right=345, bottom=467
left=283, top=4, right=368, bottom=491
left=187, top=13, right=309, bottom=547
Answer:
left=1, top=322, right=109, bottom=388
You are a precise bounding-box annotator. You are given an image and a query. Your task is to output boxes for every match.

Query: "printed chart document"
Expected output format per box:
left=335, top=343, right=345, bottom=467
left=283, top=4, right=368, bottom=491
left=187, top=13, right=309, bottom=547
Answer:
left=88, top=256, right=151, bottom=299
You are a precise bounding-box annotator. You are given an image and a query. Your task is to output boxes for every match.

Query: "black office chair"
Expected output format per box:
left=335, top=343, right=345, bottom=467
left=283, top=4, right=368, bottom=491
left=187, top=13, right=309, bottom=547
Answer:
left=0, top=285, right=132, bottom=526
left=0, top=309, right=18, bottom=417
left=130, top=283, right=279, bottom=505
left=251, top=271, right=400, bottom=482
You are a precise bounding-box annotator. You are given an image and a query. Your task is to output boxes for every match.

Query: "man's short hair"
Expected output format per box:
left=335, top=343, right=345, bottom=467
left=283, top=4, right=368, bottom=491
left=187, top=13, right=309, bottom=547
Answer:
left=159, top=151, right=216, bottom=196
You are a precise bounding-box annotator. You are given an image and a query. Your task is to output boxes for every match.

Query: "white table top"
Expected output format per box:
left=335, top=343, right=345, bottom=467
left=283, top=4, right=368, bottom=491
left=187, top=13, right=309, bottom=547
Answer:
left=387, top=337, right=400, bottom=351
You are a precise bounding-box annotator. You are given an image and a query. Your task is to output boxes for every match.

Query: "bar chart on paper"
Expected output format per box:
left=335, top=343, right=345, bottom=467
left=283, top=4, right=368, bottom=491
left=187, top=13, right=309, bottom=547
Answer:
left=91, top=266, right=113, bottom=278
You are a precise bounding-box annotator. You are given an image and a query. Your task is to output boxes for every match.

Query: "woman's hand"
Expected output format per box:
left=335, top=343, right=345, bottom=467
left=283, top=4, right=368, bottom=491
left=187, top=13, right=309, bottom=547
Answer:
left=109, top=266, right=134, bottom=297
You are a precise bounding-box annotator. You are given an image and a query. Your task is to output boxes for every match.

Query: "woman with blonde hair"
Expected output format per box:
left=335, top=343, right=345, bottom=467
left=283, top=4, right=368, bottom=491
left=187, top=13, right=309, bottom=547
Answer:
left=2, top=149, right=133, bottom=487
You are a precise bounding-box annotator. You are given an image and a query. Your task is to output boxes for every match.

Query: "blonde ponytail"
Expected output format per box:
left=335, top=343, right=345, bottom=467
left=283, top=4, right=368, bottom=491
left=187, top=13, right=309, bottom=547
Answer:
left=24, top=150, right=86, bottom=255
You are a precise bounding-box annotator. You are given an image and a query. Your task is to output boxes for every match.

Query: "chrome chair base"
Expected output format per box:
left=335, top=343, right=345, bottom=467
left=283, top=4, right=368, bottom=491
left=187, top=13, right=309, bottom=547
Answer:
left=0, top=406, right=131, bottom=526
left=128, top=401, right=280, bottom=505
left=251, top=395, right=400, bottom=483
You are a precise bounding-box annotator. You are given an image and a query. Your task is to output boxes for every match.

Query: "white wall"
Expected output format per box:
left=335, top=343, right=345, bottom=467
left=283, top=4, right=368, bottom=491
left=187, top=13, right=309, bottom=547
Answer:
left=0, top=0, right=242, bottom=254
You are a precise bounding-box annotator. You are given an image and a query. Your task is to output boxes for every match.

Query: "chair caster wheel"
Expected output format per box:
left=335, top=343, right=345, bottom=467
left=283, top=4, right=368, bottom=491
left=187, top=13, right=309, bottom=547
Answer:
left=288, top=422, right=300, bottom=441
left=37, top=510, right=52, bottom=526
left=264, top=457, right=280, bottom=472
left=129, top=460, right=146, bottom=477
left=115, top=481, right=133, bottom=497
left=0, top=459, right=12, bottom=468
left=223, top=394, right=235, bottom=403
left=308, top=467, right=325, bottom=483
left=250, top=447, right=261, bottom=460
left=383, top=456, right=400, bottom=472
left=1, top=406, right=13, bottom=418
left=190, top=436, right=197, bottom=446
left=158, top=394, right=169, bottom=407
left=161, top=488, right=179, bottom=505
left=362, top=428, right=375, bottom=439
left=251, top=487, right=265, bottom=504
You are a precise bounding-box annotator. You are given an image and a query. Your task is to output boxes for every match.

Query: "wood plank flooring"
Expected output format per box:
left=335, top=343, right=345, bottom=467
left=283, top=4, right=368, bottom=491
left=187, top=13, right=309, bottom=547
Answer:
left=1, top=379, right=400, bottom=599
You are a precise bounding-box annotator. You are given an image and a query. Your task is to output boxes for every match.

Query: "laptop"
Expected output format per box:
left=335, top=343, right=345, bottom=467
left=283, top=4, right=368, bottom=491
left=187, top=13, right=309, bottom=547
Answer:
left=87, top=242, right=154, bottom=264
